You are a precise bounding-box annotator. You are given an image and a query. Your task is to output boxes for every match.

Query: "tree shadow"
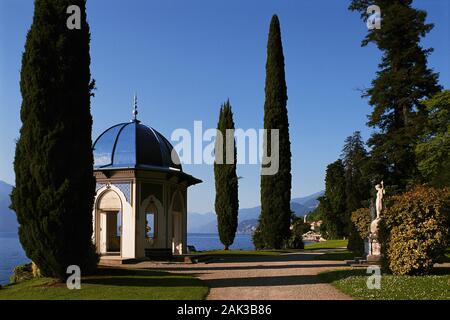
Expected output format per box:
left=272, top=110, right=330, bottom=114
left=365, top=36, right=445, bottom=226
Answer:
left=156, top=263, right=348, bottom=273
left=432, top=266, right=450, bottom=275
left=82, top=267, right=205, bottom=288
left=197, top=252, right=324, bottom=264
left=205, top=274, right=327, bottom=288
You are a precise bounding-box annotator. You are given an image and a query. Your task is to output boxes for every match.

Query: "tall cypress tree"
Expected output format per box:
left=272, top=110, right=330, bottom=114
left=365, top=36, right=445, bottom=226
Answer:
left=214, top=100, right=239, bottom=250
left=349, top=0, right=441, bottom=189
left=321, top=160, right=347, bottom=239
left=341, top=132, right=370, bottom=253
left=341, top=132, right=370, bottom=216
left=11, top=0, right=97, bottom=280
left=258, top=15, right=292, bottom=249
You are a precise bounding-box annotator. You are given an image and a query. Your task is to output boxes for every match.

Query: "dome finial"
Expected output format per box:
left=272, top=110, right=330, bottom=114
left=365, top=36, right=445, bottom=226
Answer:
left=132, top=92, right=138, bottom=122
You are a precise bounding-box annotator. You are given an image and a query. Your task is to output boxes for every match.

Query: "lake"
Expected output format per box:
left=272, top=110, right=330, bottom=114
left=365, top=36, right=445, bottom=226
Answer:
left=0, top=232, right=30, bottom=285
left=0, top=232, right=255, bottom=284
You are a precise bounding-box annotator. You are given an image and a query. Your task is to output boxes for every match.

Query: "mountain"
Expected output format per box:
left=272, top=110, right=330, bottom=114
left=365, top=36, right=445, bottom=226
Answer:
left=0, top=181, right=18, bottom=233
left=237, top=219, right=258, bottom=234
left=188, top=191, right=324, bottom=234
left=292, top=191, right=324, bottom=211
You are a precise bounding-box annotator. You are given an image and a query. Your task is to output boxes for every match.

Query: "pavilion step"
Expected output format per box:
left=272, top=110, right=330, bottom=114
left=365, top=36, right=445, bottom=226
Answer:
left=99, top=257, right=137, bottom=265
left=145, top=248, right=173, bottom=260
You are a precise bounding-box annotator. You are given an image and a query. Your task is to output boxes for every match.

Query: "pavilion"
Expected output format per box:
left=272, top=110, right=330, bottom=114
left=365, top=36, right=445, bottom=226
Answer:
left=91, top=96, right=201, bottom=259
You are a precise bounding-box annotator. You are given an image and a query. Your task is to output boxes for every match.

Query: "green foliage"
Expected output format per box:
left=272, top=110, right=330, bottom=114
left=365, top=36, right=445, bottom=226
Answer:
left=342, top=132, right=370, bottom=215
left=380, top=186, right=450, bottom=275
left=319, top=268, right=450, bottom=300
left=252, top=227, right=265, bottom=250
left=214, top=100, right=239, bottom=250
left=347, top=223, right=364, bottom=255
left=320, top=160, right=347, bottom=239
left=258, top=15, right=292, bottom=249
left=10, top=0, right=98, bottom=280
left=305, top=206, right=322, bottom=222
left=10, top=263, right=34, bottom=284
left=349, top=0, right=442, bottom=189
left=285, top=217, right=307, bottom=249
left=416, top=90, right=450, bottom=187
left=348, top=207, right=371, bottom=255
left=341, top=132, right=371, bottom=253
left=350, top=208, right=371, bottom=239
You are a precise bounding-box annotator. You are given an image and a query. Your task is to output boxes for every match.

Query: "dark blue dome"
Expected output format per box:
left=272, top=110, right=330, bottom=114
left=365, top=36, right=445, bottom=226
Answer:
left=93, top=121, right=182, bottom=171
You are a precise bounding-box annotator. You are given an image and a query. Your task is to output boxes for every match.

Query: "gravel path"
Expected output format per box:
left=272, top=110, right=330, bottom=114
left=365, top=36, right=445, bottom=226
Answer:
left=118, top=250, right=353, bottom=300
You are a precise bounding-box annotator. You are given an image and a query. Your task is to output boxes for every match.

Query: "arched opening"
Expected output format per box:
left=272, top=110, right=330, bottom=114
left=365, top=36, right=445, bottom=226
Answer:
left=171, top=191, right=184, bottom=255
left=145, top=202, right=158, bottom=241
left=96, top=190, right=123, bottom=256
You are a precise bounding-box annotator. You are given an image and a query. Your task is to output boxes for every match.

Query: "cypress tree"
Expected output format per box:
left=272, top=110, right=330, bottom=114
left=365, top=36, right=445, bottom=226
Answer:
left=258, top=15, right=292, bottom=249
left=214, top=100, right=239, bottom=250
left=341, top=132, right=370, bottom=253
left=321, top=160, right=347, bottom=239
left=349, top=0, right=441, bottom=189
left=11, top=0, right=97, bottom=280
left=341, top=132, right=370, bottom=218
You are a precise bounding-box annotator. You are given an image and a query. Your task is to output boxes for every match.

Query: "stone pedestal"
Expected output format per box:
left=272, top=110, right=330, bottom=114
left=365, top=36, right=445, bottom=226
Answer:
left=365, top=218, right=382, bottom=264
left=367, top=237, right=382, bottom=262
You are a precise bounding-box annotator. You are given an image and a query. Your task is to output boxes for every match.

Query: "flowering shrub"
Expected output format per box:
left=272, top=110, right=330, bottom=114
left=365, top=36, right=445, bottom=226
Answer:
left=381, top=186, right=450, bottom=275
left=351, top=208, right=371, bottom=239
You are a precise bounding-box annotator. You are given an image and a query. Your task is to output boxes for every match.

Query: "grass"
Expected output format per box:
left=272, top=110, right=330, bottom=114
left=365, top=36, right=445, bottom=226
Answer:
left=315, top=250, right=356, bottom=261
left=197, top=249, right=288, bottom=256
left=318, top=268, right=450, bottom=300
left=0, top=267, right=208, bottom=300
left=304, top=239, right=348, bottom=250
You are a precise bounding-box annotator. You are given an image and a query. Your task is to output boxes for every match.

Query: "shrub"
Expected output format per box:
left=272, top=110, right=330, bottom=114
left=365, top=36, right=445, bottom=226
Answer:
left=252, top=227, right=265, bottom=250
left=351, top=208, right=371, bottom=239
left=381, top=186, right=450, bottom=275
left=10, top=263, right=33, bottom=284
left=348, top=208, right=371, bottom=255
left=284, top=218, right=307, bottom=249
left=286, top=234, right=305, bottom=249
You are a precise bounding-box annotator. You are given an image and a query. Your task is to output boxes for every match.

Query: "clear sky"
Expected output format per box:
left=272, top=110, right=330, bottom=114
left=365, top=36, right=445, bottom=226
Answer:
left=0, top=0, right=449, bottom=213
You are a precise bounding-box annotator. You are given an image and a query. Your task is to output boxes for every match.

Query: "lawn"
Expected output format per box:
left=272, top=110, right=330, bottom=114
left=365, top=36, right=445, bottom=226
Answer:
left=198, top=249, right=288, bottom=256
left=304, top=239, right=348, bottom=250
left=0, top=267, right=208, bottom=300
left=318, top=268, right=450, bottom=300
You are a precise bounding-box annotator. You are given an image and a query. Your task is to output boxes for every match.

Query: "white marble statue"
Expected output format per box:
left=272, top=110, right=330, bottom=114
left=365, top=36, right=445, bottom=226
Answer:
left=375, top=181, right=385, bottom=219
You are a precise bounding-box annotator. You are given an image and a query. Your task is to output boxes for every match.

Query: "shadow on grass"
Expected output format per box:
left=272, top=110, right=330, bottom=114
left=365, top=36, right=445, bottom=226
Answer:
left=319, top=266, right=450, bottom=283
left=431, top=266, right=450, bottom=275
left=206, top=274, right=327, bottom=288
left=82, top=267, right=205, bottom=288
left=318, top=269, right=366, bottom=283
left=314, top=251, right=356, bottom=261
left=195, top=251, right=323, bottom=264
left=158, top=263, right=348, bottom=273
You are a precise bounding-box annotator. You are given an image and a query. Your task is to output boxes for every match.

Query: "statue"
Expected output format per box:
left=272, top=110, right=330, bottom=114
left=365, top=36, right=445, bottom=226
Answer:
left=375, top=181, right=385, bottom=219
left=366, top=181, right=385, bottom=263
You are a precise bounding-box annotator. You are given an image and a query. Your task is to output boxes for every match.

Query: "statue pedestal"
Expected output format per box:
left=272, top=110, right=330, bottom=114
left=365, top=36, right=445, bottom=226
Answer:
left=367, top=237, right=382, bottom=263
left=365, top=218, right=382, bottom=264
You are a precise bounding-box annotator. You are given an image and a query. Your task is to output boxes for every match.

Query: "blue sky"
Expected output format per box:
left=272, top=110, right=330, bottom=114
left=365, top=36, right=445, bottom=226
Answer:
left=0, top=0, right=449, bottom=213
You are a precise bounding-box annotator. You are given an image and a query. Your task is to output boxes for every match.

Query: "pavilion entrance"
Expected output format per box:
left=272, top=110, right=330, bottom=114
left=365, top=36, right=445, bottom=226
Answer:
left=96, top=189, right=123, bottom=256
left=99, top=211, right=121, bottom=255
